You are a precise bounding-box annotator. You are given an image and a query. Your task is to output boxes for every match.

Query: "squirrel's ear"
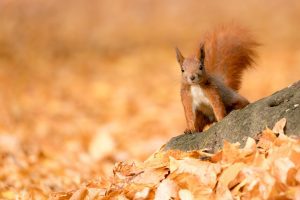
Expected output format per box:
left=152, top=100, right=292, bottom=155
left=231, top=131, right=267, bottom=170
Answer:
left=199, top=43, right=205, bottom=66
left=175, top=47, right=184, bottom=66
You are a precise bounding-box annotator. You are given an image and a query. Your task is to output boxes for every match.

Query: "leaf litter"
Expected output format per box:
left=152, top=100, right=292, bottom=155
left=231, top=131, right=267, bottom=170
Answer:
left=50, top=118, right=300, bottom=200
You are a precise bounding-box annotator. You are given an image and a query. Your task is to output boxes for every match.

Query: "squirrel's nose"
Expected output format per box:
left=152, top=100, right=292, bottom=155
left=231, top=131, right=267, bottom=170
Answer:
left=190, top=75, right=195, bottom=81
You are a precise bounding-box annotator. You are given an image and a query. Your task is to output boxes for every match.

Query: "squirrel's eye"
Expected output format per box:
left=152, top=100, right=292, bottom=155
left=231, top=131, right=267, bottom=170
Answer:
left=181, top=69, right=184, bottom=73
left=199, top=65, right=203, bottom=70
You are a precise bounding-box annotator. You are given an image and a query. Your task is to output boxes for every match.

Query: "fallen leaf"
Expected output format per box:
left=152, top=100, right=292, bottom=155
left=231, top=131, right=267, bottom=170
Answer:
left=134, top=187, right=150, bottom=199
left=215, top=183, right=233, bottom=200
left=1, top=190, right=17, bottom=199
left=287, top=168, right=298, bottom=186
left=133, top=167, right=169, bottom=185
left=89, top=127, right=116, bottom=161
left=154, top=179, right=178, bottom=200
left=221, top=141, right=241, bottom=164
left=70, top=188, right=88, bottom=200
left=284, top=186, right=300, bottom=199
left=242, top=137, right=257, bottom=154
left=257, top=128, right=277, bottom=151
left=169, top=157, right=221, bottom=188
left=240, top=167, right=275, bottom=199
left=218, top=162, right=246, bottom=187
left=178, top=189, right=194, bottom=200
left=272, top=118, right=286, bottom=135
left=172, top=173, right=213, bottom=199
left=272, top=157, right=295, bottom=183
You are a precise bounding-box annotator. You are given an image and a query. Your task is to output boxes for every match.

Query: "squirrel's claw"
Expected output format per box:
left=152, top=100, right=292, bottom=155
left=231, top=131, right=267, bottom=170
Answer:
left=184, top=129, right=195, bottom=134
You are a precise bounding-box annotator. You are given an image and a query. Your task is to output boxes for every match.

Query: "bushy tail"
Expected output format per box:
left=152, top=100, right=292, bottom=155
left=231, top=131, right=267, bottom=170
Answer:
left=202, top=24, right=259, bottom=91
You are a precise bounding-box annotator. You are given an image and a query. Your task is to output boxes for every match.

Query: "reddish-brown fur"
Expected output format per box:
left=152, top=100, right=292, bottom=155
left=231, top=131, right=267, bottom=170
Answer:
left=202, top=25, right=259, bottom=90
left=176, top=25, right=259, bottom=133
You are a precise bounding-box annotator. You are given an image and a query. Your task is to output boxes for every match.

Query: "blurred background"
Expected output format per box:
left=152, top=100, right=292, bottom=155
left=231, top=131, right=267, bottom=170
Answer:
left=0, top=0, right=300, bottom=198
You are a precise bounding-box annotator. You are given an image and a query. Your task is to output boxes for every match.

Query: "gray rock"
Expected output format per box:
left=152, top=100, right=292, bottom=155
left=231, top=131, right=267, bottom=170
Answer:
left=164, top=81, right=300, bottom=152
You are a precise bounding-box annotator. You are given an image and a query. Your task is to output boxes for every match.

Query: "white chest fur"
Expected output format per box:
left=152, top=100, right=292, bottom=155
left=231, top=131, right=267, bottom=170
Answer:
left=190, top=85, right=214, bottom=119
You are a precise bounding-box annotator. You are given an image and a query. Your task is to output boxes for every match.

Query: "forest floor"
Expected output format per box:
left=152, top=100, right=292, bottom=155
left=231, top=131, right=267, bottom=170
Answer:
left=52, top=120, right=300, bottom=199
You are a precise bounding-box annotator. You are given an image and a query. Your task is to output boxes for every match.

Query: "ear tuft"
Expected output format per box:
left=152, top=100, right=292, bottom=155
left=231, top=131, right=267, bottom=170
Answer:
left=175, top=47, right=184, bottom=66
left=199, top=43, right=205, bottom=66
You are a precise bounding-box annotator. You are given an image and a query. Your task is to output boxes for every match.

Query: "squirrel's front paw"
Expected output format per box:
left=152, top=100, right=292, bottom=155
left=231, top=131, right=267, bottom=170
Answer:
left=184, top=129, right=195, bottom=134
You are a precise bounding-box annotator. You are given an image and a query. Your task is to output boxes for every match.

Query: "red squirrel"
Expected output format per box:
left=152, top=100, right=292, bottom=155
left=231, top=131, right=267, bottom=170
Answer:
left=176, top=25, right=259, bottom=133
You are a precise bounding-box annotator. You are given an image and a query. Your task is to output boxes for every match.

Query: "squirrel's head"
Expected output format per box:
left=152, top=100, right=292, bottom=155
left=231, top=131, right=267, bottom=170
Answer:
left=175, top=44, right=206, bottom=85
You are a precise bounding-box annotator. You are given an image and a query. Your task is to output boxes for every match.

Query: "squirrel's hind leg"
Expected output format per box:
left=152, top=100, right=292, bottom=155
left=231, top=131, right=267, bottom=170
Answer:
left=232, top=96, right=250, bottom=110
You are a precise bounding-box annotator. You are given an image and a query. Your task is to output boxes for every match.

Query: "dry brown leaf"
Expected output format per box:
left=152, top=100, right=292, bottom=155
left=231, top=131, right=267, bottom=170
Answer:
left=133, top=167, right=169, bottom=185
left=70, top=187, right=88, bottom=200
left=172, top=173, right=213, bottom=199
left=272, top=157, right=295, bottom=183
left=290, top=148, right=300, bottom=167
left=295, top=169, right=300, bottom=184
left=257, top=128, right=277, bottom=151
left=215, top=183, right=233, bottom=200
left=218, top=162, right=246, bottom=187
left=144, top=149, right=205, bottom=170
left=240, top=167, right=275, bottom=199
left=272, top=118, right=287, bottom=135
left=251, top=152, right=269, bottom=169
left=235, top=137, right=256, bottom=163
left=210, top=151, right=222, bottom=163
left=89, top=129, right=116, bottom=161
left=1, top=190, right=17, bottom=200
left=142, top=151, right=170, bottom=169
left=102, top=191, right=129, bottom=200
left=221, top=140, right=241, bottom=164
left=169, top=157, right=221, bottom=188
left=154, top=179, right=178, bottom=200
left=267, top=142, right=293, bottom=164
left=231, top=177, right=248, bottom=197
left=113, top=161, right=138, bottom=177
left=286, top=168, right=298, bottom=186
left=49, top=191, right=73, bottom=200
left=242, top=137, right=257, bottom=153
left=87, top=188, right=106, bottom=199
left=120, top=184, right=154, bottom=200
left=275, top=132, right=296, bottom=146
left=178, top=189, right=194, bottom=200
left=134, top=187, right=150, bottom=200
left=286, top=186, right=300, bottom=200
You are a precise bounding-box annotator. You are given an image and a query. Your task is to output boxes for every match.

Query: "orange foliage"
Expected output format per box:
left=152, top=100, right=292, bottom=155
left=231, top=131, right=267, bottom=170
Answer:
left=53, top=123, right=300, bottom=199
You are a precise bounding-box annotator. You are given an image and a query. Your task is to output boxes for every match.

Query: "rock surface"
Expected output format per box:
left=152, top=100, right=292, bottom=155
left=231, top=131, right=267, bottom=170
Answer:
left=164, top=81, right=300, bottom=152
